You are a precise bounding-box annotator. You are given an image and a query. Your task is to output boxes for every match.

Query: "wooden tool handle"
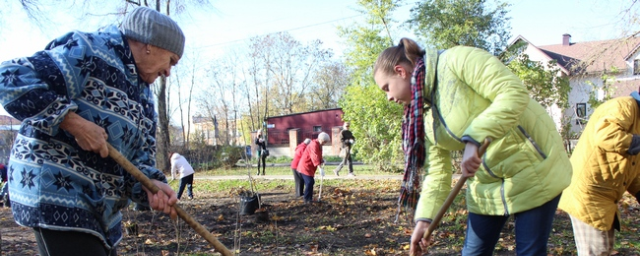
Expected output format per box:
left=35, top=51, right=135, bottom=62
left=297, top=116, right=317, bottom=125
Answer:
left=108, top=144, right=234, bottom=256
left=422, top=138, right=491, bottom=240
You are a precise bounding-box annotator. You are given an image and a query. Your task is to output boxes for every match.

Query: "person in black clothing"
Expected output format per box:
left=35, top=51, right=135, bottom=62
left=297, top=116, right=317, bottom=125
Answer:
left=334, top=122, right=356, bottom=176
left=0, top=163, right=8, bottom=207
left=255, top=130, right=268, bottom=175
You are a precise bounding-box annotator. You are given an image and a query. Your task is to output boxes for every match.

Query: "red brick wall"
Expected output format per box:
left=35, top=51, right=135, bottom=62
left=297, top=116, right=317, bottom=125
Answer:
left=266, top=109, right=344, bottom=146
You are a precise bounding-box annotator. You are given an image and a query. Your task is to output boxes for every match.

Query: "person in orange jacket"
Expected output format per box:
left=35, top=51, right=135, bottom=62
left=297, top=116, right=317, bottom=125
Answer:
left=291, top=138, right=311, bottom=197
left=296, top=132, right=330, bottom=204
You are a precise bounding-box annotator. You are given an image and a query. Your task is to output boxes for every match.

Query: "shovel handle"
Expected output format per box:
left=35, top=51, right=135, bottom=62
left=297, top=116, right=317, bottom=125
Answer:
left=422, top=138, right=491, bottom=241
left=107, top=144, right=234, bottom=256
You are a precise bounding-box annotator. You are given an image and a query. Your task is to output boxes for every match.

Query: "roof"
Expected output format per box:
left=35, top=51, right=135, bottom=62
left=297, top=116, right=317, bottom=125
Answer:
left=611, top=78, right=640, bottom=98
left=511, top=35, right=640, bottom=75
left=266, top=108, right=342, bottom=120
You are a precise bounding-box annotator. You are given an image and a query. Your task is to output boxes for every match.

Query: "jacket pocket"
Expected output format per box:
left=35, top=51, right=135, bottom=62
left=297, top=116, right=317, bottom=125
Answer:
left=517, top=126, right=546, bottom=162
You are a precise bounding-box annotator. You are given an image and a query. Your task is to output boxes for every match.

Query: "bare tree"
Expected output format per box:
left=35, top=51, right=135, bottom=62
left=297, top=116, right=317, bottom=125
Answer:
left=309, top=61, right=350, bottom=110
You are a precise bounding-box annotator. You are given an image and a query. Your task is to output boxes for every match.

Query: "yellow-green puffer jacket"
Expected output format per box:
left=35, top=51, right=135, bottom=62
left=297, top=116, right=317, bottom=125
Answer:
left=414, top=46, right=572, bottom=221
left=559, top=96, right=640, bottom=231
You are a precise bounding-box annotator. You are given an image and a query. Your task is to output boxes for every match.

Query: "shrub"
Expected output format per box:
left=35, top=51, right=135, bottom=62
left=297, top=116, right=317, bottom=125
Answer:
left=213, top=146, right=245, bottom=169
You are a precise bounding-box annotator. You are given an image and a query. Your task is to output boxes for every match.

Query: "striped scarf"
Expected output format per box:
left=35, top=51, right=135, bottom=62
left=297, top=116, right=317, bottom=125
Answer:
left=396, top=57, right=427, bottom=221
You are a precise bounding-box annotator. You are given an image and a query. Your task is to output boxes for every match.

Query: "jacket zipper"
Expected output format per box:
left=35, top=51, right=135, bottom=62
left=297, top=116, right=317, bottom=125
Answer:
left=517, top=126, right=547, bottom=159
left=482, top=159, right=509, bottom=215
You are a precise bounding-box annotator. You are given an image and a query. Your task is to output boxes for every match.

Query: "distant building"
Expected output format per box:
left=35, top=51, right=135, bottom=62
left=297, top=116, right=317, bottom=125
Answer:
left=258, top=108, right=345, bottom=157
left=192, top=115, right=218, bottom=146
left=511, top=34, right=640, bottom=134
left=191, top=115, right=244, bottom=146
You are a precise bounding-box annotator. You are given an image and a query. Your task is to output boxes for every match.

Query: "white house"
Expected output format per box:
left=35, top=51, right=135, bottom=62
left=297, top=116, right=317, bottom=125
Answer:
left=510, top=34, right=640, bottom=135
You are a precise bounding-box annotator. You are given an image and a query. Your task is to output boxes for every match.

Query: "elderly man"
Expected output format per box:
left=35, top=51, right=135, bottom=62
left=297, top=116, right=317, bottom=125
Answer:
left=296, top=132, right=330, bottom=204
left=0, top=7, right=183, bottom=256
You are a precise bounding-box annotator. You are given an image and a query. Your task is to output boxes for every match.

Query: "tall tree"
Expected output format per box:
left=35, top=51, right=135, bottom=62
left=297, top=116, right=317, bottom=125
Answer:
left=308, top=61, right=350, bottom=110
left=408, top=0, right=511, bottom=54
left=338, top=0, right=405, bottom=171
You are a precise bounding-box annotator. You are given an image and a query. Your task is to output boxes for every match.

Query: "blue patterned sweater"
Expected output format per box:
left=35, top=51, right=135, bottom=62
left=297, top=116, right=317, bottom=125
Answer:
left=0, top=25, right=167, bottom=249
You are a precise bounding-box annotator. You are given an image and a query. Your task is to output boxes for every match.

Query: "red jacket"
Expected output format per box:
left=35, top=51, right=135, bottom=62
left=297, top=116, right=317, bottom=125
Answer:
left=296, top=139, right=322, bottom=176
left=291, top=142, right=308, bottom=169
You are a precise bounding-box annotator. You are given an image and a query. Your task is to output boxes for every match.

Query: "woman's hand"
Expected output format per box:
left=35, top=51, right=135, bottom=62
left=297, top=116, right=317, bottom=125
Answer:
left=410, top=221, right=431, bottom=255
left=143, top=180, right=178, bottom=220
left=60, top=112, right=109, bottom=158
left=461, top=142, right=482, bottom=178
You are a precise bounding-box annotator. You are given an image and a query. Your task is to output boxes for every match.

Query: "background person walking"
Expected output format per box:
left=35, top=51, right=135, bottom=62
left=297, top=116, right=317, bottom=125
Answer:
left=334, top=122, right=356, bottom=177
left=255, top=130, right=268, bottom=175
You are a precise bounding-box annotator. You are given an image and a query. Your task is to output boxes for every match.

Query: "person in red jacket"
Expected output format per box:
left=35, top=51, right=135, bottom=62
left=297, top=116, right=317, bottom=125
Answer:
left=296, top=132, right=330, bottom=204
left=291, top=138, right=311, bottom=197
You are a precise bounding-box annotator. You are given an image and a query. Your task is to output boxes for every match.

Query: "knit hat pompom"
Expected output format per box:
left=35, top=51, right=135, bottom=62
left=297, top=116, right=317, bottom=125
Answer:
left=121, top=6, right=185, bottom=58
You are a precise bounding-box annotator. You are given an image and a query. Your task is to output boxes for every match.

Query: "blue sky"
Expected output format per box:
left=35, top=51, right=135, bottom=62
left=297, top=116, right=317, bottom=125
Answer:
left=0, top=0, right=635, bottom=116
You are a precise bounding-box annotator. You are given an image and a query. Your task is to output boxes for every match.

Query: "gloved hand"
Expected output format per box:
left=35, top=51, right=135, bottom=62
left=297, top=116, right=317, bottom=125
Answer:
left=319, top=167, right=325, bottom=177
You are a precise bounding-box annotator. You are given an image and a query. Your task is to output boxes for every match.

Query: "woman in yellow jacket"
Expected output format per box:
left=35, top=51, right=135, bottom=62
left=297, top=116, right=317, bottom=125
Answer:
left=559, top=93, right=640, bottom=255
left=374, top=38, right=572, bottom=256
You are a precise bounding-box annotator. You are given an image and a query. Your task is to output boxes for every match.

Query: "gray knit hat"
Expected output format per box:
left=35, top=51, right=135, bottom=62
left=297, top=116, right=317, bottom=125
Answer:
left=121, top=7, right=185, bottom=58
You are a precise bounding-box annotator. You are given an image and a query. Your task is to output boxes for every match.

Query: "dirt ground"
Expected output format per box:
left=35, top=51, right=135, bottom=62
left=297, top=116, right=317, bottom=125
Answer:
left=2, top=180, right=640, bottom=255
left=0, top=181, right=425, bottom=256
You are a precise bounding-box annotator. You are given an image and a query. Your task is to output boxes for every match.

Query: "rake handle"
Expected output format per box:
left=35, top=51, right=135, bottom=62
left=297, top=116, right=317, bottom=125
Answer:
left=107, top=144, right=234, bottom=256
left=422, top=138, right=491, bottom=241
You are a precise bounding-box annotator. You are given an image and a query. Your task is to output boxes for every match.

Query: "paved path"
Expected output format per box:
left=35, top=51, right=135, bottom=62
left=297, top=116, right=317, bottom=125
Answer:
left=195, top=173, right=462, bottom=181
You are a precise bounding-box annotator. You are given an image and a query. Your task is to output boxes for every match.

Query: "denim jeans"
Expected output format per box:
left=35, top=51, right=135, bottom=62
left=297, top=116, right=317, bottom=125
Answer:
left=462, top=193, right=561, bottom=256
left=300, top=173, right=315, bottom=203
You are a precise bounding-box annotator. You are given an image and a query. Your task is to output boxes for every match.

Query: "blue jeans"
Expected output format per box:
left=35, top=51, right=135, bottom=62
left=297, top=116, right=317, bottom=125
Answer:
left=462, top=194, right=561, bottom=256
left=300, top=173, right=315, bottom=203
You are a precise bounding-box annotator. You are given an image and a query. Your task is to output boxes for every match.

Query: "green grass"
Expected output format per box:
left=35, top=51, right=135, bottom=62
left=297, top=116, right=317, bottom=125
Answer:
left=196, top=164, right=394, bottom=176
left=171, top=176, right=401, bottom=195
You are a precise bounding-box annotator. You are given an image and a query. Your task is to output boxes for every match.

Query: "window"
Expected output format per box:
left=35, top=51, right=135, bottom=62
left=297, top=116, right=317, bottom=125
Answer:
left=576, top=103, right=587, bottom=125
left=635, top=59, right=640, bottom=75
left=313, top=126, right=322, bottom=132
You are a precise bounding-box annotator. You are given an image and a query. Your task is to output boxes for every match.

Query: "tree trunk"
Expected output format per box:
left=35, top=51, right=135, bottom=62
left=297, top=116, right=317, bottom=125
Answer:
left=156, top=76, right=170, bottom=172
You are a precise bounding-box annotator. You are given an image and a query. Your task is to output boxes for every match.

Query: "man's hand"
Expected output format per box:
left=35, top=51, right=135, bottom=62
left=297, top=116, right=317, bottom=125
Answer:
left=410, top=221, right=431, bottom=255
left=60, top=112, right=109, bottom=158
left=143, top=180, right=178, bottom=220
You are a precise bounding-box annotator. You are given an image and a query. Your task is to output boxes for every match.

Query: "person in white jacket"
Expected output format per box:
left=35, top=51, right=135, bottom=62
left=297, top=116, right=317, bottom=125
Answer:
left=170, top=152, right=195, bottom=199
